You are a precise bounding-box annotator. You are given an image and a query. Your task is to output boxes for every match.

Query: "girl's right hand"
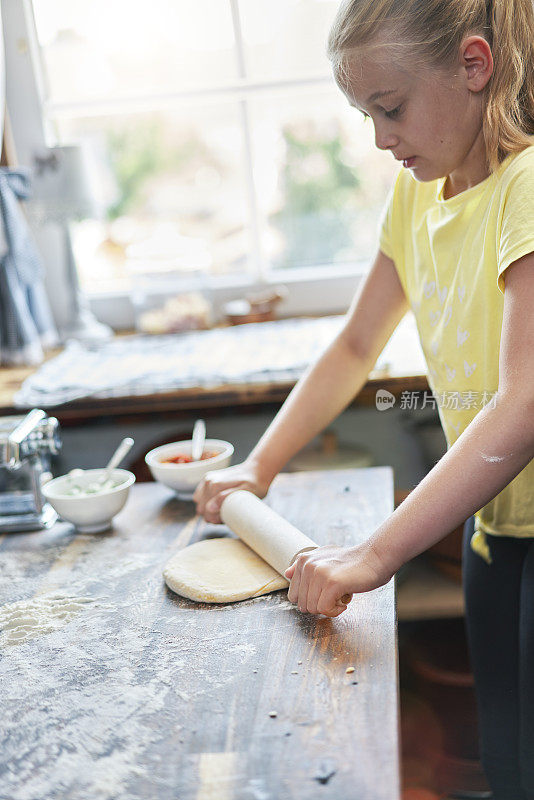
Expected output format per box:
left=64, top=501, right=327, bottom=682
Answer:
left=193, top=460, right=272, bottom=524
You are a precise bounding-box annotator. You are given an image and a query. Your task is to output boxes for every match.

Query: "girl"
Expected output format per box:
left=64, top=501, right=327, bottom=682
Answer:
left=194, top=1, right=534, bottom=796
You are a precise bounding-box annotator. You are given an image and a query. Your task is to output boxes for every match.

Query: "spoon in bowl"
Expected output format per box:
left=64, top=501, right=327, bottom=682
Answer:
left=96, top=437, right=135, bottom=488
left=191, top=419, right=206, bottom=461
left=66, top=437, right=134, bottom=494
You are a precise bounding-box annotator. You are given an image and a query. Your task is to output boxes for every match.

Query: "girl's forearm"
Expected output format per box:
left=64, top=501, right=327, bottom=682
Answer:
left=370, top=392, right=534, bottom=576
left=248, top=332, right=376, bottom=483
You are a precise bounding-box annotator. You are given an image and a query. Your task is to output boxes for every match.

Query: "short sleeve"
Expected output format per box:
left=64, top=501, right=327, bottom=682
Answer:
left=377, top=168, right=409, bottom=266
left=378, top=185, right=395, bottom=260
left=497, top=149, right=534, bottom=293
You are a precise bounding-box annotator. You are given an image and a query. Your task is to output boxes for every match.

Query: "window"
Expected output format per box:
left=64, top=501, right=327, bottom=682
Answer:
left=3, top=0, right=398, bottom=324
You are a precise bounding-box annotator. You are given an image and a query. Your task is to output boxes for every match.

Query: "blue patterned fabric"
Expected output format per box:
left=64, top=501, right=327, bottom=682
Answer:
left=0, top=167, right=58, bottom=365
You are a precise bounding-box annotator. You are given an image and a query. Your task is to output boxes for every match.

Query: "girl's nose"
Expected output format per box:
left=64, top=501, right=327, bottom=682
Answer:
left=374, top=122, right=399, bottom=152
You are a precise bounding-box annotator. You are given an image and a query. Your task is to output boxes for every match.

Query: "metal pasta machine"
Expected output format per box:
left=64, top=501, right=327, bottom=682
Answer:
left=0, top=409, right=61, bottom=532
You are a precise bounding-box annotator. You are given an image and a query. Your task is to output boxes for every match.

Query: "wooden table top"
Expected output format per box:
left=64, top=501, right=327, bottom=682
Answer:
left=0, top=468, right=400, bottom=800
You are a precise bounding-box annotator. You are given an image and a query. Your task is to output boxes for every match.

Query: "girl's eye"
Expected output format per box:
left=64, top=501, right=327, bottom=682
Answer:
left=385, top=105, right=402, bottom=120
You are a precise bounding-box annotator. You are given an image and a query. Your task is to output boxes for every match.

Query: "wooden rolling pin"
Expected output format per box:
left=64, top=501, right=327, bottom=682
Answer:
left=220, top=490, right=352, bottom=607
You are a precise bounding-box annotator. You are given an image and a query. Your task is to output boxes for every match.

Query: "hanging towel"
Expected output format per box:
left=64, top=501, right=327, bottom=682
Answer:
left=0, top=167, right=58, bottom=365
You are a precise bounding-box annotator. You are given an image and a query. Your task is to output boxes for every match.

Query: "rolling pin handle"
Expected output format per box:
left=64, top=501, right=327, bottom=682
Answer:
left=289, top=545, right=317, bottom=566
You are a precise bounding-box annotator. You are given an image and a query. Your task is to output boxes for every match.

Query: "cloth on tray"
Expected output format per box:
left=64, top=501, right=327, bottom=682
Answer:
left=14, top=316, right=345, bottom=408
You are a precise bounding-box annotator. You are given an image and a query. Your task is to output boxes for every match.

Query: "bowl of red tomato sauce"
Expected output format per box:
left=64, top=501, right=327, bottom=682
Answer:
left=144, top=439, right=234, bottom=499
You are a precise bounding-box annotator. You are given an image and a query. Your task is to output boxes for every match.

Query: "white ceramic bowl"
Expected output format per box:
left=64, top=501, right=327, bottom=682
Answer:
left=42, top=468, right=135, bottom=533
left=145, top=439, right=233, bottom=498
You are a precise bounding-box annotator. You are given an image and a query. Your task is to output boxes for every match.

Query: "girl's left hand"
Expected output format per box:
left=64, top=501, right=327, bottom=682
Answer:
left=284, top=542, right=392, bottom=618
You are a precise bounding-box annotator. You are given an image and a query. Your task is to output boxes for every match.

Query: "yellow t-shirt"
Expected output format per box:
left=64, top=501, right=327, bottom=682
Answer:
left=379, top=144, right=534, bottom=560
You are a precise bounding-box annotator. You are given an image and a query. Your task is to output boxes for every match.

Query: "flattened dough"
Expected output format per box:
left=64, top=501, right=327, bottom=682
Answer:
left=163, top=538, right=289, bottom=603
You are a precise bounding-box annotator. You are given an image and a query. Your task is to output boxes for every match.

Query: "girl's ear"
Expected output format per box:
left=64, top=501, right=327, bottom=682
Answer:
left=460, top=35, right=494, bottom=92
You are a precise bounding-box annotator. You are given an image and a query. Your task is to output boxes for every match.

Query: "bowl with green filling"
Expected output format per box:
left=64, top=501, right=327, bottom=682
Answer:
left=42, top=468, right=135, bottom=533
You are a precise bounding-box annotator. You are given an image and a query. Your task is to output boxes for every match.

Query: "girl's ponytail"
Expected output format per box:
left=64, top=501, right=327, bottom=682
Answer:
left=484, top=0, right=534, bottom=171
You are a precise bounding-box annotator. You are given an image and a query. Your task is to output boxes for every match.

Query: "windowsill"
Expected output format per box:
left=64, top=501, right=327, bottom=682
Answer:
left=88, top=260, right=372, bottom=331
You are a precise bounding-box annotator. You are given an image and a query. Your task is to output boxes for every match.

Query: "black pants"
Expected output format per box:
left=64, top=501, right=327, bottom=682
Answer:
left=462, top=519, right=534, bottom=800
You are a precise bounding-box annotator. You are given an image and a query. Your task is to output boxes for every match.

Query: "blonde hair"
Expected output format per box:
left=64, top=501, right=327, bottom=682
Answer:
left=327, top=0, right=534, bottom=171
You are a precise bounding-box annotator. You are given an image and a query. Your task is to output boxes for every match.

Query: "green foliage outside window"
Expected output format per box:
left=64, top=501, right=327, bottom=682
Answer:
left=270, top=125, right=361, bottom=269
left=105, top=119, right=220, bottom=220
left=104, top=117, right=361, bottom=272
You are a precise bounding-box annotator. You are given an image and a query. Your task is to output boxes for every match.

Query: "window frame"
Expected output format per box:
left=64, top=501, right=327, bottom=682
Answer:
left=2, top=0, right=371, bottom=330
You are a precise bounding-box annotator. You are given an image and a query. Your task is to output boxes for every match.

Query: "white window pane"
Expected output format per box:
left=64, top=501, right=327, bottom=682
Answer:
left=33, top=0, right=237, bottom=104
left=249, top=88, right=399, bottom=271
left=54, top=105, right=251, bottom=291
left=239, top=0, right=338, bottom=80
